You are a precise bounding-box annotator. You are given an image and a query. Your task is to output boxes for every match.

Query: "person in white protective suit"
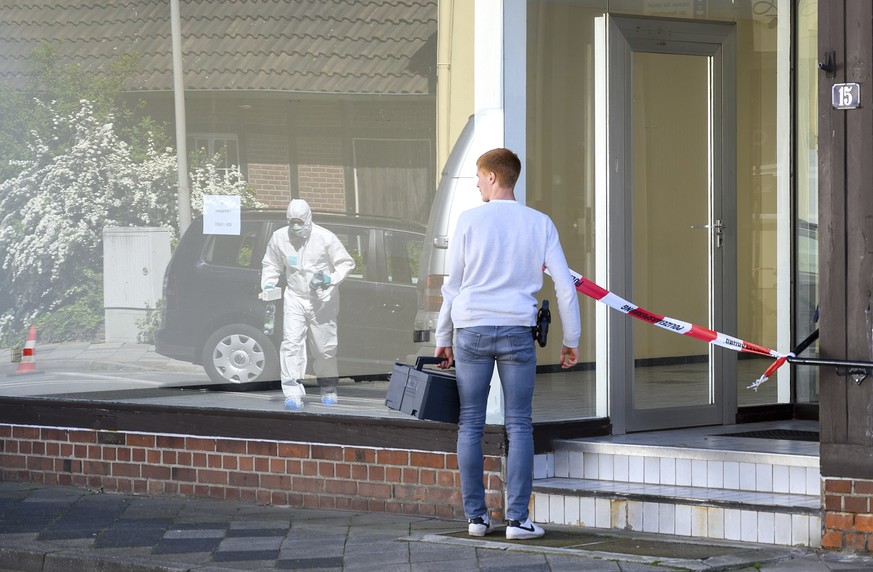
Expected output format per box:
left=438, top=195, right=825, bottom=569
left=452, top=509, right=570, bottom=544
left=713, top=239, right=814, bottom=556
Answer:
left=261, top=199, right=355, bottom=410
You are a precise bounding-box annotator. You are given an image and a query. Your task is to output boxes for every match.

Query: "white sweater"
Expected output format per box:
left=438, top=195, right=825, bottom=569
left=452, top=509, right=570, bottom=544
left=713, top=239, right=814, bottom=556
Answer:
left=435, top=200, right=581, bottom=349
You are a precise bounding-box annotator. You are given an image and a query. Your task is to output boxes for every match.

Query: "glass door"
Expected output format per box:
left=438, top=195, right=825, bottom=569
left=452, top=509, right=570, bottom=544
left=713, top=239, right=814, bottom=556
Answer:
left=607, top=17, right=737, bottom=432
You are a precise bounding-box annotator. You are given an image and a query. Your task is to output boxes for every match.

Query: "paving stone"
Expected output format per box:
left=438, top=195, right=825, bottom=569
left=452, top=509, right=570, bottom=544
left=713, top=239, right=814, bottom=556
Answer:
left=341, top=545, right=410, bottom=567
left=228, top=519, right=288, bottom=531
left=409, top=560, right=482, bottom=572
left=162, top=528, right=225, bottom=539
left=0, top=504, right=67, bottom=533
left=153, top=537, right=222, bottom=554
left=94, top=518, right=173, bottom=548
left=217, top=535, right=283, bottom=552
left=37, top=495, right=129, bottom=540
left=546, top=554, right=623, bottom=571
left=212, top=549, right=280, bottom=562
left=342, top=562, right=410, bottom=572
left=275, top=555, right=344, bottom=570
left=409, top=541, right=478, bottom=563
left=120, top=498, right=185, bottom=520
left=226, top=527, right=286, bottom=537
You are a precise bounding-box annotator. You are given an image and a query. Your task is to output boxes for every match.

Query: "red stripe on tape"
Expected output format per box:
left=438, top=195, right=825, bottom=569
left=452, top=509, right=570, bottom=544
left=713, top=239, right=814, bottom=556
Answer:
left=688, top=324, right=717, bottom=343
left=576, top=277, right=609, bottom=300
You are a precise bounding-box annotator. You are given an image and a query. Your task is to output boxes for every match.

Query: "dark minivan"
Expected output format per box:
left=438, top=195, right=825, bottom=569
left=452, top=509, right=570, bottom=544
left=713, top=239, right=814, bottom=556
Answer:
left=155, top=210, right=425, bottom=384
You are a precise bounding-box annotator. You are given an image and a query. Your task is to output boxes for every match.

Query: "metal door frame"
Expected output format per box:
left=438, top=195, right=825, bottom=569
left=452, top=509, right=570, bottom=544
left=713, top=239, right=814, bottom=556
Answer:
left=606, top=16, right=737, bottom=433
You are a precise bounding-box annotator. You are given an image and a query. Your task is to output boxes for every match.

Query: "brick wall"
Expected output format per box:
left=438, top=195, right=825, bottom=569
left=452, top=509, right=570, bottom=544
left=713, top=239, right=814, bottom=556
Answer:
left=823, top=477, right=873, bottom=551
left=297, top=136, right=346, bottom=212
left=248, top=163, right=291, bottom=208
left=0, top=424, right=506, bottom=521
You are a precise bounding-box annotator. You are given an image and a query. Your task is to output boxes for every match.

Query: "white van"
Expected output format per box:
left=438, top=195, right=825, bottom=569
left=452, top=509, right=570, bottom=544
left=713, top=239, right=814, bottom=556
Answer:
left=412, top=110, right=503, bottom=346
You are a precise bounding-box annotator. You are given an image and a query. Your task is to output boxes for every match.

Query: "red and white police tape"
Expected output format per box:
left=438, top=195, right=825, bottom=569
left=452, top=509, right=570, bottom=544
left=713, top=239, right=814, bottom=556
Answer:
left=546, top=267, right=789, bottom=390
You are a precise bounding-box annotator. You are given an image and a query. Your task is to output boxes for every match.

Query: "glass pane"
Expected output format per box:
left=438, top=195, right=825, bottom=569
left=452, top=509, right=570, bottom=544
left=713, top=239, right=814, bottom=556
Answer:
left=735, top=3, right=782, bottom=406
left=632, top=51, right=712, bottom=409
left=794, top=0, right=819, bottom=404
left=384, top=231, right=422, bottom=286
left=0, top=2, right=439, bottom=414
left=331, top=228, right=368, bottom=281
left=527, top=1, right=604, bottom=421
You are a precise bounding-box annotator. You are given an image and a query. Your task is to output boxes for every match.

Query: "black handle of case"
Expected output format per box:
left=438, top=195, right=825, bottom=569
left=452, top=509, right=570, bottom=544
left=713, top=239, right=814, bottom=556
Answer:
left=415, top=356, right=445, bottom=370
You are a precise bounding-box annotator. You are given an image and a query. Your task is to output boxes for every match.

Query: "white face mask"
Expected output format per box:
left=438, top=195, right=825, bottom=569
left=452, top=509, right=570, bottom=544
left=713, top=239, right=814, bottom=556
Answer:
left=288, top=218, right=307, bottom=239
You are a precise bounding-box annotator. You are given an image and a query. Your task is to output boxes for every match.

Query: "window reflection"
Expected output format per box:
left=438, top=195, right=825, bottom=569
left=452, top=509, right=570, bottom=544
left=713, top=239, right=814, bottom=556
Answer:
left=0, top=1, right=439, bottom=417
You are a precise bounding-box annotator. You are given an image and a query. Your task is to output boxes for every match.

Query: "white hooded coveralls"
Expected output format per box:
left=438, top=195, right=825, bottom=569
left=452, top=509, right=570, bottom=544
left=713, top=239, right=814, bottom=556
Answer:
left=261, top=200, right=355, bottom=398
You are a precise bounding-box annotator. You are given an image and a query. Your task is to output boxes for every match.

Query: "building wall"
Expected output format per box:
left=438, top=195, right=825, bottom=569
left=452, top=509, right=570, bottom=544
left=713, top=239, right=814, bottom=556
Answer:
left=248, top=162, right=291, bottom=208
left=0, top=424, right=507, bottom=521
left=819, top=0, right=873, bottom=555
left=822, top=478, right=873, bottom=551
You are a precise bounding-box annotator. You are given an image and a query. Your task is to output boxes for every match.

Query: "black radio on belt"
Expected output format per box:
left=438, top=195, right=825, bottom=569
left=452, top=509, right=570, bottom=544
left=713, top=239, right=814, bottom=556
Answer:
left=533, top=299, right=550, bottom=348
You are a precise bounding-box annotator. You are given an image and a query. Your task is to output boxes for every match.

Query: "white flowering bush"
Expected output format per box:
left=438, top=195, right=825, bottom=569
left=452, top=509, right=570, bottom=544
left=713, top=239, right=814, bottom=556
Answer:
left=0, top=99, right=261, bottom=343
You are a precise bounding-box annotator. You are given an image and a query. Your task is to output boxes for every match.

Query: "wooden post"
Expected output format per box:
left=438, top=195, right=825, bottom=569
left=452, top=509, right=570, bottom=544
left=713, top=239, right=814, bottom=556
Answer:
left=819, top=0, right=873, bottom=552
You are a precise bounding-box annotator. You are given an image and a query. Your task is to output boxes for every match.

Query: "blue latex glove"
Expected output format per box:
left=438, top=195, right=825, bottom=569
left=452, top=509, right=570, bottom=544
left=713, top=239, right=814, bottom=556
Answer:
left=263, top=283, right=276, bottom=289
left=309, top=271, right=331, bottom=290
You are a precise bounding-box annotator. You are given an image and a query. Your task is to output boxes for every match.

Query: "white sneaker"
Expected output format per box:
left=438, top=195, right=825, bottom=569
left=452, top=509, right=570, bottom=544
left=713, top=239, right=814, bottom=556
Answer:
left=505, top=518, right=544, bottom=540
left=467, top=514, right=493, bottom=537
left=283, top=396, right=304, bottom=411
left=321, top=392, right=338, bottom=406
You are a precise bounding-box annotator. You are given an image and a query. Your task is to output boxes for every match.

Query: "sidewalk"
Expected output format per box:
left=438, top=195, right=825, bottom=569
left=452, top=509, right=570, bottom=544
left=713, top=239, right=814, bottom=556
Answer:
left=1, top=483, right=872, bottom=572
left=5, top=340, right=205, bottom=374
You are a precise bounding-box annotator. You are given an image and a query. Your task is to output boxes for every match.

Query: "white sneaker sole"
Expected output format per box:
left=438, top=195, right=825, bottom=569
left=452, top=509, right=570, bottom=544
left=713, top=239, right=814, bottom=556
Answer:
left=505, top=526, right=544, bottom=540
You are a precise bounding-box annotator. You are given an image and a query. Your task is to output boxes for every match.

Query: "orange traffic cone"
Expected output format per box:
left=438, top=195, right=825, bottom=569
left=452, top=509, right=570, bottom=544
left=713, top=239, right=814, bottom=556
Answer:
left=10, top=326, right=42, bottom=376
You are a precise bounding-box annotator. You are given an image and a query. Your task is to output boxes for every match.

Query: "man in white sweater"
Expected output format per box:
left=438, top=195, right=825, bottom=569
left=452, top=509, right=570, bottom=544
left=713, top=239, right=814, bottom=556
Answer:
left=434, top=148, right=581, bottom=540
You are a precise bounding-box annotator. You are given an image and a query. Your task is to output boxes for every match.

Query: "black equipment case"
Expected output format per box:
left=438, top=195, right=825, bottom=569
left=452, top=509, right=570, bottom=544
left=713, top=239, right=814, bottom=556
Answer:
left=385, top=357, right=460, bottom=423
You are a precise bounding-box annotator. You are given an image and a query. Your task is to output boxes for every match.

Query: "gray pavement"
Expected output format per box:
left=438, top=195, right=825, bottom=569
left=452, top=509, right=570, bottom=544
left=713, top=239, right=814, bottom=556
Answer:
left=1, top=483, right=872, bottom=572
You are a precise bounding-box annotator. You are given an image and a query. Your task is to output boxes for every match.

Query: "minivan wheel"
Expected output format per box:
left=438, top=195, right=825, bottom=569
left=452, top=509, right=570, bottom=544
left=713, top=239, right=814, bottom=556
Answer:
left=202, top=324, right=280, bottom=384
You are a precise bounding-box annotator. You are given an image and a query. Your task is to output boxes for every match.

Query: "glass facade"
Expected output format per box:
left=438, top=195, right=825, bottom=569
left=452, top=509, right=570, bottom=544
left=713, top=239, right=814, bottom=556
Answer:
left=526, top=0, right=805, bottom=427
left=0, top=1, right=439, bottom=417
left=0, top=0, right=817, bottom=428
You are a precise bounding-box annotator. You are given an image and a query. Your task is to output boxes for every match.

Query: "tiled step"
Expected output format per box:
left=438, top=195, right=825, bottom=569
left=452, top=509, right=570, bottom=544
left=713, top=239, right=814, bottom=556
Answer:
left=531, top=438, right=822, bottom=547
left=531, top=478, right=821, bottom=546
left=541, top=440, right=821, bottom=496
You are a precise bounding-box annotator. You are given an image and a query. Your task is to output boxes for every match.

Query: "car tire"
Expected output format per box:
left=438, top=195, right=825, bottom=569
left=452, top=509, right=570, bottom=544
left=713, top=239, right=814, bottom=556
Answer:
left=202, top=324, right=280, bottom=385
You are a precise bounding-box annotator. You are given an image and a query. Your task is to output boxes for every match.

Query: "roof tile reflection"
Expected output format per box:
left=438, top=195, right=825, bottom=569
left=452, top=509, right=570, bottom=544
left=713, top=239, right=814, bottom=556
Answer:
left=0, top=0, right=437, bottom=95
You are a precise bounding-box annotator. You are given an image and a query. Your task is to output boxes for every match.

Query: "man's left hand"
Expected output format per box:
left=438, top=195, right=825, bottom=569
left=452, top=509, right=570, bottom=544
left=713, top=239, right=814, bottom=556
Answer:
left=434, top=346, right=454, bottom=369
left=309, top=271, right=332, bottom=290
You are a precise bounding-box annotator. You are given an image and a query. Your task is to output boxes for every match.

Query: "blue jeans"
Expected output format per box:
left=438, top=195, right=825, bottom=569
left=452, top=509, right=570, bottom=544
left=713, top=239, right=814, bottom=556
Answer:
left=454, top=325, right=537, bottom=522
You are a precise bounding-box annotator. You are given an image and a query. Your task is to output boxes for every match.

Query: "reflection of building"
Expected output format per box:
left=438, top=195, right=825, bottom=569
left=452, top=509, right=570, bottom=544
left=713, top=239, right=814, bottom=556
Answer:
left=0, top=1, right=439, bottom=222
left=5, top=0, right=873, bottom=555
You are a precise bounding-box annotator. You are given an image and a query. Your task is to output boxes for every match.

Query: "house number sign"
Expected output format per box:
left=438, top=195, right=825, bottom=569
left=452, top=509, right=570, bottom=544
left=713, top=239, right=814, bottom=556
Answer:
left=832, top=83, right=861, bottom=109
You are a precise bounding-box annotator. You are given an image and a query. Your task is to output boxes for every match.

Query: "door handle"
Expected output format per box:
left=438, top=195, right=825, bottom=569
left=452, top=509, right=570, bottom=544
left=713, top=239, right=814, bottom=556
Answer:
left=690, top=219, right=725, bottom=248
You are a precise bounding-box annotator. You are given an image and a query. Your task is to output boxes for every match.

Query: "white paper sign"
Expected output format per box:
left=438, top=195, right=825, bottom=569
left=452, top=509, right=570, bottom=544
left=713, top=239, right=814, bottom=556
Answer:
left=203, top=195, right=241, bottom=235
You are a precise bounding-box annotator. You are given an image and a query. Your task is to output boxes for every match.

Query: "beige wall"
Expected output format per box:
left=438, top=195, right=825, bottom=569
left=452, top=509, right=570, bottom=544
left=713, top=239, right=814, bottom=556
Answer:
left=437, top=0, right=476, bottom=182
